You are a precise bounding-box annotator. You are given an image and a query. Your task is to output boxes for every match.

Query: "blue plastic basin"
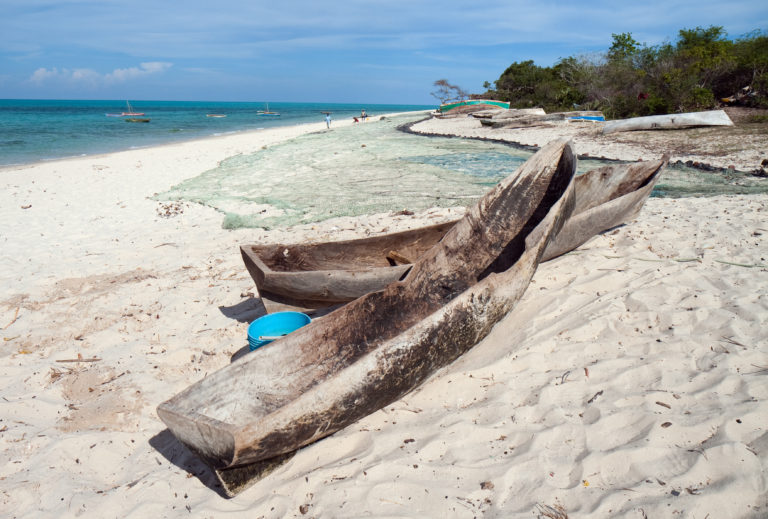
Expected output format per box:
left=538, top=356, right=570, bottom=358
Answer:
left=247, top=311, right=311, bottom=351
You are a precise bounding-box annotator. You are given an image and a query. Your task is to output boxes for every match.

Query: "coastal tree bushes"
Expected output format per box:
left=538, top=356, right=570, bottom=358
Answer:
left=485, top=26, right=768, bottom=118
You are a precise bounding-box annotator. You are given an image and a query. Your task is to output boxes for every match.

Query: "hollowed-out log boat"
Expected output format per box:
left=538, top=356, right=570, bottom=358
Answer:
left=602, top=110, right=733, bottom=134
left=157, top=139, right=578, bottom=495
left=241, top=157, right=667, bottom=312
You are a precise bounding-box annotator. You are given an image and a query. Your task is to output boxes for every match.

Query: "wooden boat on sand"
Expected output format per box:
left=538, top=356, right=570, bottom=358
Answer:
left=157, top=139, right=578, bottom=496
left=241, top=157, right=667, bottom=312
left=439, top=99, right=510, bottom=113
left=602, top=109, right=733, bottom=134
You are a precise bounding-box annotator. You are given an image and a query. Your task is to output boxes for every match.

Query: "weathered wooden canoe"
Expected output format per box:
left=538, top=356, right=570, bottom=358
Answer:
left=602, top=109, right=733, bottom=134
left=157, top=139, right=577, bottom=496
left=241, top=157, right=667, bottom=311
left=479, top=110, right=604, bottom=128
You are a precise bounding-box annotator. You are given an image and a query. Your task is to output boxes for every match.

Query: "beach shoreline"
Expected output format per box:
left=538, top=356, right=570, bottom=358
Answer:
left=407, top=108, right=768, bottom=174
left=1, top=112, right=766, bottom=517
left=0, top=114, right=394, bottom=173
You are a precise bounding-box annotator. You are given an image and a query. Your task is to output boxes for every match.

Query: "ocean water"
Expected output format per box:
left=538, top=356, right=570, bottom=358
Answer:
left=0, top=99, right=434, bottom=166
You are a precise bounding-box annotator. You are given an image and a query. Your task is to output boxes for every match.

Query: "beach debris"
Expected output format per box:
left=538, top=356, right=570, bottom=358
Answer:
left=655, top=401, right=671, bottom=409
left=587, top=390, right=603, bottom=404
left=21, top=205, right=31, bottom=209
left=720, top=85, right=756, bottom=105
left=661, top=422, right=672, bottom=428
left=714, top=259, right=768, bottom=268
left=56, top=353, right=102, bottom=363
left=156, top=202, right=185, bottom=218
left=536, top=502, right=569, bottom=519
left=480, top=481, right=494, bottom=490
left=2, top=307, right=20, bottom=329
left=100, top=372, right=126, bottom=386
left=49, top=367, right=72, bottom=383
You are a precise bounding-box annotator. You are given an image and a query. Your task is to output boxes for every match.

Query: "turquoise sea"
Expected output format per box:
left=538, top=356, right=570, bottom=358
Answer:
left=0, top=99, right=434, bottom=167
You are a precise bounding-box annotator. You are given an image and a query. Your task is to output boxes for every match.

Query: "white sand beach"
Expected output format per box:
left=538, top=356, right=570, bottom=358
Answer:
left=1, top=113, right=766, bottom=518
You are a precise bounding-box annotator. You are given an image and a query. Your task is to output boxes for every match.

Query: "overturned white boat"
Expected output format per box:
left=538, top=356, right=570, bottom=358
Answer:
left=602, top=109, right=733, bottom=134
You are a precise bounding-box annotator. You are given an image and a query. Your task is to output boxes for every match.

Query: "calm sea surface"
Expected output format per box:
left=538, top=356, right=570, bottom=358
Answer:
left=0, top=99, right=434, bottom=166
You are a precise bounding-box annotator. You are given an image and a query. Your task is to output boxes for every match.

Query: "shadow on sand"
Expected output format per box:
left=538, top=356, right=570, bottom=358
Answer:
left=149, top=429, right=230, bottom=498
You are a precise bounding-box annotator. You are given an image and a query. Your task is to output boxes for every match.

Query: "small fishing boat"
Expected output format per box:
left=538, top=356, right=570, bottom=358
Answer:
left=158, top=139, right=578, bottom=496
left=602, top=110, right=733, bottom=134
left=206, top=114, right=227, bottom=118
left=125, top=118, right=150, bottom=123
left=121, top=101, right=145, bottom=116
left=106, top=101, right=146, bottom=117
left=256, top=103, right=280, bottom=116
left=240, top=157, right=667, bottom=311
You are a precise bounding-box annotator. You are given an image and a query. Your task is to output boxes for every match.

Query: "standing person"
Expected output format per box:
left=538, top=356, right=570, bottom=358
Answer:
left=325, top=112, right=332, bottom=128
left=361, top=109, right=367, bottom=121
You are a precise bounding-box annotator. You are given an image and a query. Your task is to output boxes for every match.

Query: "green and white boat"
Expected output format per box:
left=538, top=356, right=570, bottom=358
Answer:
left=439, top=99, right=510, bottom=113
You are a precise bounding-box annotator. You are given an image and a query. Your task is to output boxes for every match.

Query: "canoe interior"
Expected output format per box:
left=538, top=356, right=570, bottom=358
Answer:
left=246, top=221, right=455, bottom=273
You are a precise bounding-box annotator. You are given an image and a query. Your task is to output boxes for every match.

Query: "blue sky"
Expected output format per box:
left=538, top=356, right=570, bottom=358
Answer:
left=1, top=0, right=766, bottom=104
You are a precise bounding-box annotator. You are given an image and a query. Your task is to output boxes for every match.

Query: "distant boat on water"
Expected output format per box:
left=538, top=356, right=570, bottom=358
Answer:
left=206, top=114, right=227, bottom=118
left=106, top=101, right=146, bottom=117
left=125, top=117, right=150, bottom=123
left=256, top=103, right=280, bottom=116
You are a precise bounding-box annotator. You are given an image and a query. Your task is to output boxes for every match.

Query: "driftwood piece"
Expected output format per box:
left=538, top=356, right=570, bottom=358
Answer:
left=157, top=139, right=577, bottom=496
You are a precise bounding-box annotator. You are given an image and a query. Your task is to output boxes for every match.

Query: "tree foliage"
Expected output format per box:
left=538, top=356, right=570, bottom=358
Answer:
left=483, top=26, right=768, bottom=118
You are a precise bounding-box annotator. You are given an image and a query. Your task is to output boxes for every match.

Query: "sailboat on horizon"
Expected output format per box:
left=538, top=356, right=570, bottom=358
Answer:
left=106, top=101, right=146, bottom=117
left=256, top=102, right=280, bottom=116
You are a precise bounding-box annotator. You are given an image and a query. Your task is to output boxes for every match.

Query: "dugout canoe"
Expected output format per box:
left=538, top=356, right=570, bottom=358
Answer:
left=157, top=139, right=577, bottom=496
left=602, top=109, right=733, bottom=134
left=241, top=157, right=667, bottom=312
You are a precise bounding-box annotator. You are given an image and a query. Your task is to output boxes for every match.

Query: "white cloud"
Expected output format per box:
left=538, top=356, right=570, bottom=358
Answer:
left=104, top=62, right=172, bottom=82
left=28, top=62, right=172, bottom=85
left=29, top=67, right=61, bottom=83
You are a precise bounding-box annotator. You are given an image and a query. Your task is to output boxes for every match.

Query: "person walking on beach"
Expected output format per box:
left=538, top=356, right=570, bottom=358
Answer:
left=325, top=113, right=332, bottom=128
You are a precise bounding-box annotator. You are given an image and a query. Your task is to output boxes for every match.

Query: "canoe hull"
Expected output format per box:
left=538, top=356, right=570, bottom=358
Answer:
left=158, top=140, right=578, bottom=495
left=241, top=158, right=667, bottom=311
left=602, top=109, right=733, bottom=134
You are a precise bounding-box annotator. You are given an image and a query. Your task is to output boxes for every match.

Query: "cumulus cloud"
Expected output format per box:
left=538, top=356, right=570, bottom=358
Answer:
left=29, top=67, right=62, bottom=83
left=28, top=62, right=172, bottom=85
left=104, top=62, right=172, bottom=82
